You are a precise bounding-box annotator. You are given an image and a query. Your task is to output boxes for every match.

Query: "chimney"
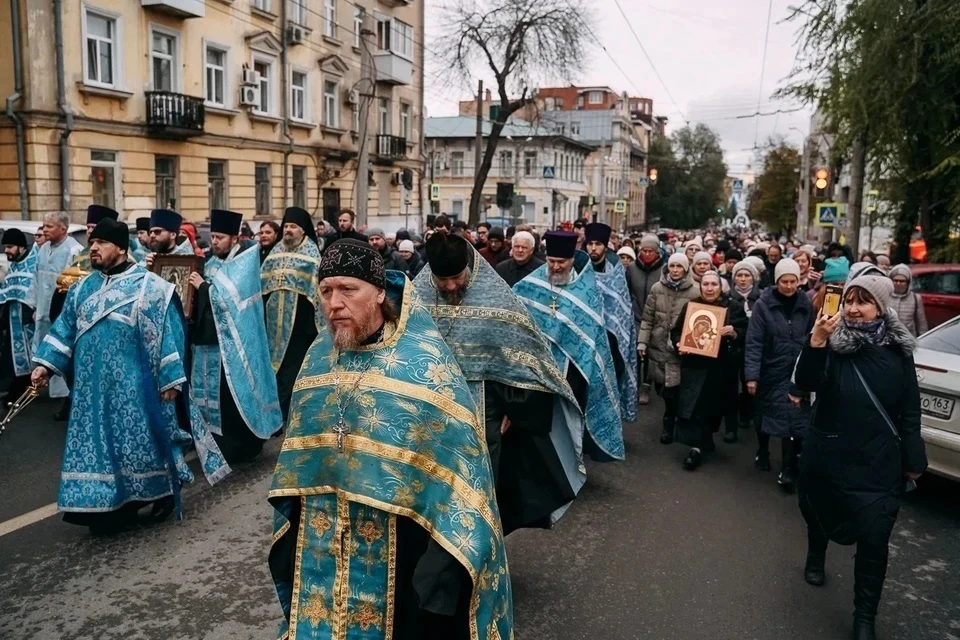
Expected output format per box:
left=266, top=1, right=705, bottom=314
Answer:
left=485, top=88, right=492, bottom=102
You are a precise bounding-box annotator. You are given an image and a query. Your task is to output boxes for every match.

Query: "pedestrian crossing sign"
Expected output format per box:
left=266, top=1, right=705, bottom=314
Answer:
left=614, top=200, right=627, bottom=214
left=815, top=203, right=843, bottom=227
left=543, top=166, right=556, bottom=179
left=430, top=184, right=439, bottom=202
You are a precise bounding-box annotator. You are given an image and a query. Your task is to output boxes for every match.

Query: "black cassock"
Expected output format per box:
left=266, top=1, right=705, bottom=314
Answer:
left=267, top=293, right=318, bottom=422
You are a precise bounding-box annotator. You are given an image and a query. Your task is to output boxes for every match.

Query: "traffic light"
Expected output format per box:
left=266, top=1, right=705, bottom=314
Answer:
left=648, top=168, right=658, bottom=183
left=813, top=168, right=830, bottom=198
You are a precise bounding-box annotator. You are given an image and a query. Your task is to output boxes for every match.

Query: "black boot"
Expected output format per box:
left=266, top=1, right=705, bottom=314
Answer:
left=660, top=415, right=675, bottom=445
left=682, top=448, right=703, bottom=471
left=852, top=555, right=887, bottom=640
left=778, top=438, right=797, bottom=493
left=804, top=551, right=826, bottom=586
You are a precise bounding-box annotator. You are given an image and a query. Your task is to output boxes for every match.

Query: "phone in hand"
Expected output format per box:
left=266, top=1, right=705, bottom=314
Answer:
left=823, top=284, right=844, bottom=317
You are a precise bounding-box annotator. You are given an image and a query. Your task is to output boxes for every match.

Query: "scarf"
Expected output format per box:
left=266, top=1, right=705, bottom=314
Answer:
left=842, top=317, right=888, bottom=345
left=664, top=275, right=685, bottom=291
left=735, top=284, right=753, bottom=298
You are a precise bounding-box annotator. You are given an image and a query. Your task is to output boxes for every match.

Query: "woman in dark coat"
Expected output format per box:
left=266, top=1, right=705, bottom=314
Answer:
left=669, top=271, right=748, bottom=470
left=728, top=260, right=762, bottom=441
left=744, top=258, right=815, bottom=489
left=793, top=274, right=926, bottom=640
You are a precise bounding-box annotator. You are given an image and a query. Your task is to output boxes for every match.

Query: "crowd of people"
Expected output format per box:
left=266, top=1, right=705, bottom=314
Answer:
left=0, top=207, right=928, bottom=640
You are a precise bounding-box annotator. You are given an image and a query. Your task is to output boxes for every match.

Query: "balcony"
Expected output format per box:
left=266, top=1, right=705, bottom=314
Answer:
left=141, top=0, right=204, bottom=18
left=374, top=52, right=413, bottom=85
left=146, top=92, right=205, bottom=140
left=374, top=135, right=407, bottom=163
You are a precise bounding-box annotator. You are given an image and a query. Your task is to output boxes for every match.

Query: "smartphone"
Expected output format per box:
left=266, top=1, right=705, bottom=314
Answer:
left=823, top=284, right=844, bottom=316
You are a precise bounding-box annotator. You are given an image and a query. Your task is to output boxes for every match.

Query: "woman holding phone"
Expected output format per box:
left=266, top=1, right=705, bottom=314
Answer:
left=793, top=274, right=926, bottom=640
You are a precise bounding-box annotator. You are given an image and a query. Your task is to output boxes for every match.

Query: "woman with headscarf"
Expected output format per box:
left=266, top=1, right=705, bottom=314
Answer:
left=793, top=274, right=926, bottom=640
left=888, top=264, right=928, bottom=336
left=729, top=260, right=762, bottom=438
left=669, top=271, right=747, bottom=469
left=638, top=253, right=699, bottom=444
left=744, top=259, right=816, bottom=485
left=690, top=251, right=713, bottom=284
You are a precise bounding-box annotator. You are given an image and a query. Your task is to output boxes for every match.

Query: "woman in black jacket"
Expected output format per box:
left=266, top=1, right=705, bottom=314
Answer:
left=728, top=260, right=762, bottom=441
left=793, top=274, right=926, bottom=640
left=669, top=271, right=748, bottom=470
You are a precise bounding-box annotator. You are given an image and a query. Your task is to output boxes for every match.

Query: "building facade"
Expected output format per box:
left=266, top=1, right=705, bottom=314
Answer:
left=0, top=0, right=424, bottom=228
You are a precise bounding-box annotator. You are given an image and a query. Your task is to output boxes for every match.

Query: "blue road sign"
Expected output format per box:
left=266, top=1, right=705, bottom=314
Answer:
left=816, top=203, right=841, bottom=227
left=543, top=166, right=556, bottom=179
left=639, top=177, right=649, bottom=188
left=732, top=178, right=744, bottom=193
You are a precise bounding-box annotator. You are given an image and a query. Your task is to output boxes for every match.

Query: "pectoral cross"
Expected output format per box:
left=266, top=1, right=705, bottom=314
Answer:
left=550, top=297, right=559, bottom=316
left=333, top=419, right=350, bottom=452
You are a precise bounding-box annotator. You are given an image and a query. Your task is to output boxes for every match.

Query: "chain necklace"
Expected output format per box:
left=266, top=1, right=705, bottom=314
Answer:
left=330, top=329, right=385, bottom=452
left=433, top=290, right=458, bottom=339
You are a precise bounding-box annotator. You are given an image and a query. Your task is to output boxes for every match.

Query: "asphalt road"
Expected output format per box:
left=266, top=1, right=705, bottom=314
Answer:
left=1, top=396, right=958, bottom=640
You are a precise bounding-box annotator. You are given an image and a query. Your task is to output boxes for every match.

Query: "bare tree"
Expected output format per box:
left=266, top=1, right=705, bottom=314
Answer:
left=434, top=0, right=593, bottom=225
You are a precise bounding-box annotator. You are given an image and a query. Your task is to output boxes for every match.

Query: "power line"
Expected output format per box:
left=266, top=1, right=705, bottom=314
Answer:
left=753, top=0, right=775, bottom=147
left=573, top=15, right=648, bottom=104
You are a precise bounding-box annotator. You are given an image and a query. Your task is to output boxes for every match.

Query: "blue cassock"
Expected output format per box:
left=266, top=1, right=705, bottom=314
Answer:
left=192, top=246, right=282, bottom=438
left=33, top=264, right=230, bottom=516
left=260, top=239, right=321, bottom=371
left=594, top=257, right=639, bottom=422
left=0, top=246, right=38, bottom=376
left=513, top=251, right=625, bottom=461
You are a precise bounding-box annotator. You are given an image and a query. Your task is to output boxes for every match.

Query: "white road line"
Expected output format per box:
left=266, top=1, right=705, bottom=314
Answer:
left=0, top=450, right=199, bottom=538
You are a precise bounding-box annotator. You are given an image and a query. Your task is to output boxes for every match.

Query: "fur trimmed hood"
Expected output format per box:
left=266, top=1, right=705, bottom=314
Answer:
left=829, top=308, right=917, bottom=357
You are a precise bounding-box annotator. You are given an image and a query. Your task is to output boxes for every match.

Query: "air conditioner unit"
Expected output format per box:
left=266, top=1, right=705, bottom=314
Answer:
left=287, top=25, right=305, bottom=45
left=241, top=68, right=261, bottom=86
left=239, top=85, right=261, bottom=108
left=345, top=88, right=359, bottom=104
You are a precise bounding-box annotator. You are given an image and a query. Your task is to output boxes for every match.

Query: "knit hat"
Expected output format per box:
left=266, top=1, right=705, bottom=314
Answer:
left=639, top=233, right=660, bottom=250
left=667, top=253, right=690, bottom=272
left=1, top=228, right=27, bottom=248
left=89, top=218, right=129, bottom=251
left=744, top=255, right=766, bottom=273
left=774, top=258, right=801, bottom=283
left=846, top=261, right=885, bottom=285
left=732, top=260, right=759, bottom=283
left=617, top=246, right=636, bottom=261
left=684, top=236, right=703, bottom=250
left=692, top=251, right=712, bottom=266
left=319, top=239, right=385, bottom=288
left=366, top=227, right=385, bottom=240
left=724, top=248, right=743, bottom=262
left=488, top=226, right=505, bottom=241
left=398, top=239, right=415, bottom=253
left=847, top=274, right=894, bottom=314
left=823, top=256, right=851, bottom=283
left=889, top=263, right=911, bottom=282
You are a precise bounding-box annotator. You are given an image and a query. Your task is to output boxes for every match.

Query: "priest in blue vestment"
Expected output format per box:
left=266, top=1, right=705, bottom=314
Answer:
left=0, top=229, right=37, bottom=400
left=583, top=223, right=638, bottom=422
left=269, top=239, right=512, bottom=639
left=31, top=219, right=229, bottom=534
left=413, top=232, right=587, bottom=533
left=513, top=231, right=625, bottom=462
left=189, top=209, right=282, bottom=463
left=261, top=206, right=321, bottom=420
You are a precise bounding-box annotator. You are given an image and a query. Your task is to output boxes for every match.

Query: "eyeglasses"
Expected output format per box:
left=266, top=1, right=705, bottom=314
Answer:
left=148, top=229, right=166, bottom=236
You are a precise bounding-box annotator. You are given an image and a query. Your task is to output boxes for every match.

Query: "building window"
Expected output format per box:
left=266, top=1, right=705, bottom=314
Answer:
left=290, top=0, right=307, bottom=26
left=208, top=161, right=227, bottom=210
left=399, top=103, right=410, bottom=141
left=151, top=29, right=177, bottom=92
left=451, top=200, right=464, bottom=218
left=252, top=0, right=271, bottom=11
left=291, top=70, right=307, bottom=121
left=378, top=97, right=391, bottom=135
left=353, top=6, right=363, bottom=47
left=255, top=163, right=271, bottom=216
left=323, top=0, right=336, bottom=38
left=293, top=166, right=307, bottom=209
left=524, top=151, right=536, bottom=177
left=377, top=18, right=413, bottom=60
left=323, top=80, right=339, bottom=128
left=570, top=122, right=580, bottom=136
left=254, top=58, right=273, bottom=114
left=155, top=156, right=178, bottom=210
left=451, top=151, right=465, bottom=177
left=589, top=91, right=603, bottom=104
left=499, top=150, right=513, bottom=177
left=204, top=45, right=227, bottom=106
left=91, top=151, right=118, bottom=211
left=83, top=9, right=119, bottom=87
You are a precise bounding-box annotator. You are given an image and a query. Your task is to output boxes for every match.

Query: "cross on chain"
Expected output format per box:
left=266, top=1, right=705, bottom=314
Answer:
left=549, top=297, right=559, bottom=316
left=333, top=418, right=349, bottom=452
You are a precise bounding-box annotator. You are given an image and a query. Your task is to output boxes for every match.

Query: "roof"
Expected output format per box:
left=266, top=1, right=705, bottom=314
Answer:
left=424, top=117, right=596, bottom=151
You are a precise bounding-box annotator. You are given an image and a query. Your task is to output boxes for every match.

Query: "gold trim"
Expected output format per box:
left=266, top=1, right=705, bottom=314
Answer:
left=264, top=251, right=322, bottom=266
left=272, top=520, right=292, bottom=546
left=384, top=514, right=397, bottom=640
left=287, top=496, right=308, bottom=640
left=429, top=304, right=538, bottom=333
left=333, top=491, right=350, bottom=640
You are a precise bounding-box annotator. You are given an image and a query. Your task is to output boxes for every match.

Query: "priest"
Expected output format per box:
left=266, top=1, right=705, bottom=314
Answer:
left=189, top=209, right=282, bottom=463
left=513, top=231, right=625, bottom=462
left=31, top=219, right=228, bottom=534
left=261, top=206, right=321, bottom=419
left=413, top=232, right=586, bottom=533
left=0, top=229, right=38, bottom=400
left=143, top=208, right=195, bottom=267
left=269, top=239, right=512, bottom=639
left=583, top=222, right=638, bottom=422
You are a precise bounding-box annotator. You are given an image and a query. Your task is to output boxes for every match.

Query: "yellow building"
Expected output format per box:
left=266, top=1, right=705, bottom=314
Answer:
left=0, top=0, right=424, bottom=229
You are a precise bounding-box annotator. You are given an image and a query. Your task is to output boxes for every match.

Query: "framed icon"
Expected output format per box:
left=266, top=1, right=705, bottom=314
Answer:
left=679, top=302, right=727, bottom=359
left=150, top=254, right=204, bottom=317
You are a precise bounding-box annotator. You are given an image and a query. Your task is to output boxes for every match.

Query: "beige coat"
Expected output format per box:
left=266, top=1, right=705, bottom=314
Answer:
left=637, top=272, right=699, bottom=387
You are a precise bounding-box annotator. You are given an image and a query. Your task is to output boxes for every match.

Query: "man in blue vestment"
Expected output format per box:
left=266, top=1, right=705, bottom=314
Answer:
left=413, top=232, right=587, bottom=533
left=188, top=209, right=282, bottom=463
left=0, top=229, right=37, bottom=400
left=261, top=206, right=320, bottom=420
left=513, top=231, right=625, bottom=462
left=31, top=219, right=229, bottom=534
left=583, top=222, right=638, bottom=422
left=269, top=239, right=512, bottom=639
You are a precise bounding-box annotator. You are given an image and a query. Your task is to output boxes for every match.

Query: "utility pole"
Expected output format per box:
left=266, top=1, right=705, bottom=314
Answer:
left=846, top=134, right=867, bottom=257
left=354, top=12, right=374, bottom=226
left=429, top=138, right=437, bottom=215
left=474, top=80, right=483, bottom=183
left=797, top=136, right=811, bottom=241
left=597, top=135, right=607, bottom=224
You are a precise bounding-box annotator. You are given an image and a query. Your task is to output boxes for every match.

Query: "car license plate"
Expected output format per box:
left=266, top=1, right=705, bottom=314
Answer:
left=920, top=392, right=955, bottom=420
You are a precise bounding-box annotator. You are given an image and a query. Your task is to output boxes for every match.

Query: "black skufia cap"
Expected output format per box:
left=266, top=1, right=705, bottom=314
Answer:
left=425, top=232, right=470, bottom=278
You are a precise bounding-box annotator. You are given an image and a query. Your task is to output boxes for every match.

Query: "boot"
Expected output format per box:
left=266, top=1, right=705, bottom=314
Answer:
left=637, top=384, right=651, bottom=406
left=852, top=555, right=887, bottom=640
left=778, top=438, right=797, bottom=493
left=804, top=550, right=826, bottom=586
left=660, top=414, right=675, bottom=445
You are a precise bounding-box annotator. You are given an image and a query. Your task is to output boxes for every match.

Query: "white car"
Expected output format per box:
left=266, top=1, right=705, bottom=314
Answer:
left=914, top=316, right=960, bottom=482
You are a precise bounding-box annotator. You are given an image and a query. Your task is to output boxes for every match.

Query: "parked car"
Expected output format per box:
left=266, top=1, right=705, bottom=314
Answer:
left=911, top=264, right=960, bottom=329
left=914, top=316, right=960, bottom=482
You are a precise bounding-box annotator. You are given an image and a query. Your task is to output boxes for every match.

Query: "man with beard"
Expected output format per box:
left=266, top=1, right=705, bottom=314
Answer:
left=478, top=226, right=509, bottom=267
left=49, top=204, right=119, bottom=323
left=31, top=219, right=229, bottom=534
left=257, top=220, right=280, bottom=264
left=143, top=209, right=195, bottom=267
left=0, top=229, right=37, bottom=401
left=582, top=223, right=637, bottom=422
left=367, top=227, right=408, bottom=271
left=332, top=208, right=367, bottom=245
left=413, top=232, right=586, bottom=533
left=626, top=233, right=665, bottom=405
left=495, top=230, right=544, bottom=287
left=188, top=209, right=282, bottom=463
left=513, top=231, right=625, bottom=463
left=269, top=239, right=512, bottom=640
left=261, top=206, right=321, bottom=420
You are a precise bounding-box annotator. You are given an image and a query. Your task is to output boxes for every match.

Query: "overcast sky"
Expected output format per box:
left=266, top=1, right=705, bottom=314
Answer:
left=423, top=0, right=814, bottom=178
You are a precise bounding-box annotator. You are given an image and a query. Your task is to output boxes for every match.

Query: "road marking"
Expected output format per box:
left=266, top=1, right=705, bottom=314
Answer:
left=0, top=450, right=199, bottom=538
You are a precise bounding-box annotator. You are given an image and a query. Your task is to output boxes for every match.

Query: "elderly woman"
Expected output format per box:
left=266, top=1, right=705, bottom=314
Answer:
left=690, top=251, right=714, bottom=284
left=793, top=274, right=926, bottom=640
left=683, top=236, right=703, bottom=264
left=888, top=264, right=928, bottom=336
left=669, top=271, right=747, bottom=469
left=639, top=253, right=699, bottom=443
left=744, top=259, right=815, bottom=485
left=730, top=260, right=762, bottom=437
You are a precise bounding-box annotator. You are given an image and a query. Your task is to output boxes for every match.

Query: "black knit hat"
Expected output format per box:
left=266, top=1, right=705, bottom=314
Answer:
left=86, top=204, right=119, bottom=226
left=425, top=232, right=470, bottom=278
left=724, top=248, right=743, bottom=262
left=135, top=217, right=150, bottom=232
left=210, top=209, right=243, bottom=235
left=1, top=228, right=27, bottom=248
left=318, top=239, right=385, bottom=288
left=282, top=206, right=317, bottom=243
left=89, top=219, right=129, bottom=251
left=488, top=226, right=505, bottom=241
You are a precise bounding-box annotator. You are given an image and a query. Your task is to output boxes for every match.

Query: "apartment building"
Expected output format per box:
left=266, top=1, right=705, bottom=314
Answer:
left=0, top=0, right=424, bottom=228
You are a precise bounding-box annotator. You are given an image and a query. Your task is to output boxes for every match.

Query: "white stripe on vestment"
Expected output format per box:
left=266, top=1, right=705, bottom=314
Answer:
left=523, top=276, right=606, bottom=327
left=45, top=336, right=72, bottom=357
